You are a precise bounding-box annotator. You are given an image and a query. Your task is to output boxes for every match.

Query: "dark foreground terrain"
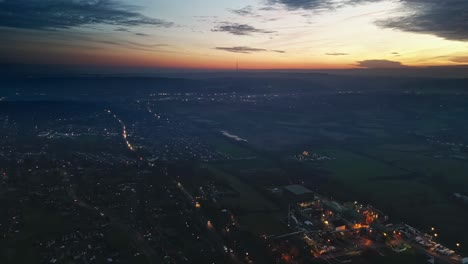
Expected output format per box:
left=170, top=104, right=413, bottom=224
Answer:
left=1, top=73, right=468, bottom=263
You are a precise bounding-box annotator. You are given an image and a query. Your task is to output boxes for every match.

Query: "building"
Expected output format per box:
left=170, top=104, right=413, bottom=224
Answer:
left=284, top=184, right=314, bottom=202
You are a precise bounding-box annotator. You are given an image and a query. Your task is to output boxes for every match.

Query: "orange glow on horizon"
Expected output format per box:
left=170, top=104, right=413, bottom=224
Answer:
left=8, top=42, right=467, bottom=70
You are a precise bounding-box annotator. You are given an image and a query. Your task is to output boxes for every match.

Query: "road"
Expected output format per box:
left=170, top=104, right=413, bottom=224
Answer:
left=107, top=110, right=136, bottom=152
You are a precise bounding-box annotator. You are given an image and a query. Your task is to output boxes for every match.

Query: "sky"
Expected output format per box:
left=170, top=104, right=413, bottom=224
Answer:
left=1, top=0, right=468, bottom=70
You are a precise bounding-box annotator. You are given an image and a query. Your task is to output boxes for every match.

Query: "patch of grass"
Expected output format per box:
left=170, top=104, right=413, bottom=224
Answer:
left=202, top=165, right=277, bottom=212
left=320, top=149, right=407, bottom=183
left=359, top=248, right=427, bottom=264
left=207, top=137, right=255, bottom=158
left=379, top=144, right=431, bottom=152
left=238, top=212, right=288, bottom=236
left=318, top=146, right=468, bottom=254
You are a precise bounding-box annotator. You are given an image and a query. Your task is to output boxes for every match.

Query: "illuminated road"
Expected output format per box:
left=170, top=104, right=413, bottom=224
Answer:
left=107, top=110, right=135, bottom=152
left=176, top=181, right=242, bottom=263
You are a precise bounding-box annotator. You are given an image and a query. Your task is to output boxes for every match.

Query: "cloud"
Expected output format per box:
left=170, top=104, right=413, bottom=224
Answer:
left=215, top=46, right=285, bottom=54
left=0, top=0, right=173, bottom=30
left=266, top=0, right=371, bottom=11
left=259, top=6, right=281, bottom=11
left=356, top=59, right=407, bottom=68
left=451, top=56, right=468, bottom=63
left=212, top=23, right=275, bottom=35
left=229, top=6, right=255, bottom=16
left=326, top=52, right=348, bottom=56
left=115, top=27, right=131, bottom=32
left=266, top=0, right=468, bottom=41
left=267, top=0, right=334, bottom=10
left=94, top=39, right=171, bottom=52
left=376, top=0, right=468, bottom=41
left=215, top=46, right=268, bottom=54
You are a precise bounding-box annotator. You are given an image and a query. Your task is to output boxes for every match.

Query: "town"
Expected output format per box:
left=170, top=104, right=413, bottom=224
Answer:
left=2, top=76, right=468, bottom=263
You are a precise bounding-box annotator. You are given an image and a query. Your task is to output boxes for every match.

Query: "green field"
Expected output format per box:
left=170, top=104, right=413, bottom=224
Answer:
left=237, top=212, right=288, bottom=236
left=209, top=137, right=255, bottom=158
left=318, top=145, right=468, bottom=252
left=365, top=145, right=468, bottom=189
left=200, top=164, right=290, bottom=236
left=203, top=165, right=277, bottom=212
left=321, top=149, right=407, bottom=181
left=358, top=247, right=428, bottom=264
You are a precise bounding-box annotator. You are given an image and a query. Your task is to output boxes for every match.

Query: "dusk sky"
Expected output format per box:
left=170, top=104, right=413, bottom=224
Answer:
left=1, top=0, right=468, bottom=69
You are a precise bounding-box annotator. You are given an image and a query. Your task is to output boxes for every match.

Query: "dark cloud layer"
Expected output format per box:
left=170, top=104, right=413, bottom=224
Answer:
left=267, top=0, right=372, bottom=11
left=377, top=0, right=468, bottom=41
left=0, top=0, right=173, bottom=30
left=215, top=46, right=285, bottom=54
left=268, top=0, right=468, bottom=41
left=268, top=0, right=333, bottom=10
left=212, top=23, right=275, bottom=35
left=356, top=59, right=407, bottom=68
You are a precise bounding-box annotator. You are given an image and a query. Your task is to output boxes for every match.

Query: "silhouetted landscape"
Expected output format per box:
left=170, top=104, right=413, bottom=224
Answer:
left=1, top=72, right=468, bottom=263
left=2, top=0, right=468, bottom=263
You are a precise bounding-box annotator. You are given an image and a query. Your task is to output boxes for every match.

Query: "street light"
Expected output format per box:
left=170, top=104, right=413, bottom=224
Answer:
left=434, top=233, right=438, bottom=237
left=456, top=243, right=460, bottom=247
left=431, top=227, right=435, bottom=231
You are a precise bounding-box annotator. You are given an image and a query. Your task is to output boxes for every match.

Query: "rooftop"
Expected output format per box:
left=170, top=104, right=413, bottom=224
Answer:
left=284, top=185, right=313, bottom=196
